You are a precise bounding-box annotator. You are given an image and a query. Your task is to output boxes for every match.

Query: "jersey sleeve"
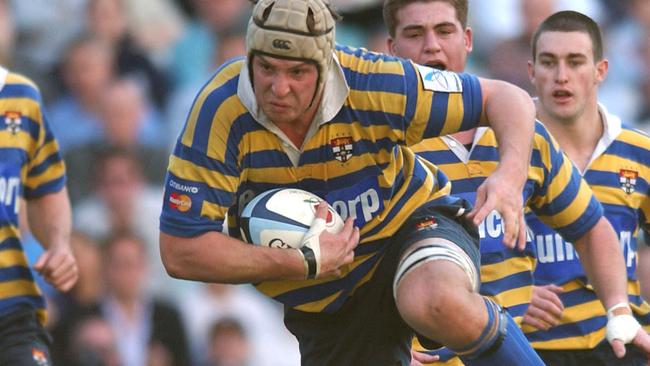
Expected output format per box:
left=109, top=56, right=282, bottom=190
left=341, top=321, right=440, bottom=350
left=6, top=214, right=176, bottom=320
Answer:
left=403, top=61, right=483, bottom=145
left=160, top=74, right=242, bottom=238
left=17, top=76, right=66, bottom=199
left=527, top=122, right=603, bottom=241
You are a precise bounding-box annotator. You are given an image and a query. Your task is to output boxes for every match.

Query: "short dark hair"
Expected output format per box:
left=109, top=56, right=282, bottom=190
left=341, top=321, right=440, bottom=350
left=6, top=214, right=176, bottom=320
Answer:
left=531, top=10, right=603, bottom=62
left=383, top=0, right=468, bottom=38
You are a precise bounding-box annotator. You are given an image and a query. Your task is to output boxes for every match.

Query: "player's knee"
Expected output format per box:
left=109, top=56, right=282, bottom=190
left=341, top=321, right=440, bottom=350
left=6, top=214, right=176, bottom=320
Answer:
left=393, top=237, right=479, bottom=299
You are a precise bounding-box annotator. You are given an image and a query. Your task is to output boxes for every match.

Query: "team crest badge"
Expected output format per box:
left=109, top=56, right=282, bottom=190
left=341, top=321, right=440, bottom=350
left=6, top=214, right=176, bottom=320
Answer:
left=619, top=169, right=638, bottom=194
left=4, top=111, right=21, bottom=135
left=331, top=136, right=353, bottom=162
left=32, top=348, right=49, bottom=366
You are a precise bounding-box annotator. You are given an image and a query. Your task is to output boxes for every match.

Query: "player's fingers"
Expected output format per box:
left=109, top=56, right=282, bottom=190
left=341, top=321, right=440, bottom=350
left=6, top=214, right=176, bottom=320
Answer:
left=527, top=304, right=561, bottom=327
left=314, top=201, right=328, bottom=219
left=470, top=191, right=498, bottom=227
left=546, top=284, right=565, bottom=294
left=632, top=329, right=650, bottom=355
left=539, top=290, right=564, bottom=313
left=33, top=252, right=50, bottom=273
left=500, top=207, right=519, bottom=249
left=611, top=339, right=627, bottom=358
left=516, top=212, right=527, bottom=251
left=523, top=313, right=550, bottom=331
left=412, top=350, right=440, bottom=363
left=51, top=270, right=78, bottom=292
left=467, top=185, right=487, bottom=221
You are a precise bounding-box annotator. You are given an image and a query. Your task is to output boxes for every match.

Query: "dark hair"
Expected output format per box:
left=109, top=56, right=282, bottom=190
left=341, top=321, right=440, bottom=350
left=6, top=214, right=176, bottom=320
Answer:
left=531, top=10, right=603, bottom=62
left=383, top=0, right=468, bottom=37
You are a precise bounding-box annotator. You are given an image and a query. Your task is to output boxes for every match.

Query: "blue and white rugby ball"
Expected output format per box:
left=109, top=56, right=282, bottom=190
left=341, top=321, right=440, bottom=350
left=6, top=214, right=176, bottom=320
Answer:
left=240, top=188, right=344, bottom=249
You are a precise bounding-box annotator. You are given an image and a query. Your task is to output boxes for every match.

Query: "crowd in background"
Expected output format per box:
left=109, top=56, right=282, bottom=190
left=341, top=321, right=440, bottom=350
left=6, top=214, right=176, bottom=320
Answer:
left=4, top=0, right=648, bottom=365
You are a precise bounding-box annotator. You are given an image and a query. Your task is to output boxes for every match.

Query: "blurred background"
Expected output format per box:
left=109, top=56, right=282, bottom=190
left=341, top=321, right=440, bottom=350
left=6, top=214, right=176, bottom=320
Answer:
left=9, top=0, right=648, bottom=365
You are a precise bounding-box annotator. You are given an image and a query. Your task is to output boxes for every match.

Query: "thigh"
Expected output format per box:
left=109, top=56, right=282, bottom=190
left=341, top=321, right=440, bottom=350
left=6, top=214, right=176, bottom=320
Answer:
left=284, top=237, right=413, bottom=366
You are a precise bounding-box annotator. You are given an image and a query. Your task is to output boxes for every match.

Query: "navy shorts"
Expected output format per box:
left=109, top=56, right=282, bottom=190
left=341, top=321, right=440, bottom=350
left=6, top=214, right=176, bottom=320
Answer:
left=0, top=308, right=53, bottom=366
left=284, top=199, right=480, bottom=366
left=537, top=341, right=648, bottom=366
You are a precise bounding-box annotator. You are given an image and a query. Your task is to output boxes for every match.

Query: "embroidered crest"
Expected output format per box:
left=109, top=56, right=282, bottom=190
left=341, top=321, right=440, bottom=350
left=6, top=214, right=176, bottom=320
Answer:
left=331, top=136, right=353, bottom=163
left=415, top=217, right=438, bottom=231
left=32, top=348, right=49, bottom=366
left=619, top=169, right=638, bottom=194
left=4, top=111, right=21, bottom=135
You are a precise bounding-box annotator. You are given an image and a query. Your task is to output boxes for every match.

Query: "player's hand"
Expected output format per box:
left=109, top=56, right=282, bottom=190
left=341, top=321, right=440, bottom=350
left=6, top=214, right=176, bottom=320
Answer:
left=34, top=244, right=78, bottom=292
left=410, top=350, right=440, bottom=366
left=467, top=167, right=527, bottom=250
left=523, top=285, right=565, bottom=330
left=606, top=305, right=650, bottom=359
left=311, top=202, right=359, bottom=278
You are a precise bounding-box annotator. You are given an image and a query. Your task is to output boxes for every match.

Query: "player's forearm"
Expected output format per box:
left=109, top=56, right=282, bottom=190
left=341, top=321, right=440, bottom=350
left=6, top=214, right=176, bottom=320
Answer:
left=573, top=217, right=629, bottom=308
left=479, top=79, right=535, bottom=186
left=26, top=188, right=72, bottom=250
left=159, top=231, right=307, bottom=283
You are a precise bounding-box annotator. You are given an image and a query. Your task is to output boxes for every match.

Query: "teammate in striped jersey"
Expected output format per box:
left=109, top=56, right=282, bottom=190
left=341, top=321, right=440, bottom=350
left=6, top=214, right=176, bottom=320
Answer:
left=0, top=68, right=77, bottom=365
left=158, top=0, right=545, bottom=364
left=382, top=1, right=650, bottom=365
left=524, top=10, right=650, bottom=365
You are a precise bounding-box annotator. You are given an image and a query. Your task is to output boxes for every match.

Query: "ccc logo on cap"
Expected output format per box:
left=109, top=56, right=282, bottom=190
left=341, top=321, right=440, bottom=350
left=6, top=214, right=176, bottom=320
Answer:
left=272, top=39, right=291, bottom=50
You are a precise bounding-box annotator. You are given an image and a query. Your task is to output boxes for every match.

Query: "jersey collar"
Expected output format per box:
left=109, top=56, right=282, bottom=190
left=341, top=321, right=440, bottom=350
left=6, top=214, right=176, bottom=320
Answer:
left=587, top=103, right=622, bottom=166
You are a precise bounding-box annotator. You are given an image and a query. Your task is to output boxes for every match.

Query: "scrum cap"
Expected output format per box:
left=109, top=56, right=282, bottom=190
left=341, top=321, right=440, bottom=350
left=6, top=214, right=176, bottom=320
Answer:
left=246, top=0, right=338, bottom=103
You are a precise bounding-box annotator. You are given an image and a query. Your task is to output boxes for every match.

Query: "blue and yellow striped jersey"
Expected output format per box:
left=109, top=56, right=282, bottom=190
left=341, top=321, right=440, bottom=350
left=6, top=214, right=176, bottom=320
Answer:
left=412, top=122, right=602, bottom=324
left=160, top=45, right=483, bottom=312
left=525, top=107, right=650, bottom=350
left=409, top=122, right=602, bottom=365
left=0, top=68, right=66, bottom=325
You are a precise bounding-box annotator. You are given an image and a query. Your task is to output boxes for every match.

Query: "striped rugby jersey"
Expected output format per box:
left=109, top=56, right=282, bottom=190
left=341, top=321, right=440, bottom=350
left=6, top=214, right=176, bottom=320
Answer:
left=409, top=122, right=602, bottom=365
left=413, top=122, right=602, bottom=323
left=0, top=67, right=66, bottom=325
left=160, top=45, right=484, bottom=312
left=525, top=105, right=650, bottom=350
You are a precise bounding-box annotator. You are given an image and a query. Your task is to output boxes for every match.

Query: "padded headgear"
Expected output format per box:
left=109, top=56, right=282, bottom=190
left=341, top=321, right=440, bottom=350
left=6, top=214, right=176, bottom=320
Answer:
left=246, top=0, right=337, bottom=104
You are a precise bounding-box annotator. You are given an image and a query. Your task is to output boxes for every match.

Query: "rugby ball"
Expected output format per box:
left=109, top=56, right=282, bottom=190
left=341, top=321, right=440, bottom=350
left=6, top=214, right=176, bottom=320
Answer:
left=240, top=188, right=344, bottom=249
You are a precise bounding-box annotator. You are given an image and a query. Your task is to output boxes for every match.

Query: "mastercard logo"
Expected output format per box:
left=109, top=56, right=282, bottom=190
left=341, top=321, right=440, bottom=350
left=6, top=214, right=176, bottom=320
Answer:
left=169, top=192, right=192, bottom=212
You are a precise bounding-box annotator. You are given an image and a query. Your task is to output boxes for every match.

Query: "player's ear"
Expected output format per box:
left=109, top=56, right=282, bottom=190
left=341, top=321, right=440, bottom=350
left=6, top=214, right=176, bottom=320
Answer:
left=387, top=37, right=396, bottom=56
left=527, top=60, right=535, bottom=83
left=464, top=27, right=473, bottom=53
left=595, top=58, right=608, bottom=85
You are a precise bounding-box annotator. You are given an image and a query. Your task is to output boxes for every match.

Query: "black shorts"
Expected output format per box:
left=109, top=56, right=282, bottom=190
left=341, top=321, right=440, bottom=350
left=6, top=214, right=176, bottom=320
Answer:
left=284, top=199, right=480, bottom=366
left=537, top=341, right=648, bottom=366
left=0, top=308, right=53, bottom=366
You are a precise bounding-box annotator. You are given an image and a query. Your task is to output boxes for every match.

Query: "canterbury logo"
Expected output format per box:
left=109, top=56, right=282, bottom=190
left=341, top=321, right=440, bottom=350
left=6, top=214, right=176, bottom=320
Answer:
left=272, top=39, right=291, bottom=50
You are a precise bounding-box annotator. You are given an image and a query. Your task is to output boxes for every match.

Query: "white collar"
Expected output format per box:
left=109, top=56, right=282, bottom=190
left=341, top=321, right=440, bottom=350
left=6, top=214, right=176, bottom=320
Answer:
left=0, top=66, right=8, bottom=92
left=441, top=127, right=489, bottom=163
left=590, top=102, right=622, bottom=161
left=237, top=53, right=350, bottom=131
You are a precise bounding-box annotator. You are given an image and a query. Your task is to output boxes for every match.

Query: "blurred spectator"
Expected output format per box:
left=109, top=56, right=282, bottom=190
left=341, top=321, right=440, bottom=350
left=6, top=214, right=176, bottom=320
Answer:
left=86, top=0, right=171, bottom=108
left=205, top=317, right=251, bottom=366
left=10, top=0, right=87, bottom=101
left=169, top=0, right=250, bottom=88
left=49, top=231, right=105, bottom=366
left=122, top=0, right=185, bottom=64
left=100, top=232, right=190, bottom=366
left=0, top=0, right=14, bottom=67
left=64, top=77, right=168, bottom=203
left=181, top=283, right=300, bottom=366
left=72, top=147, right=179, bottom=298
left=166, top=27, right=246, bottom=149
left=600, top=0, right=650, bottom=123
left=47, top=35, right=115, bottom=152
left=487, top=0, right=555, bottom=95
left=67, top=314, right=122, bottom=366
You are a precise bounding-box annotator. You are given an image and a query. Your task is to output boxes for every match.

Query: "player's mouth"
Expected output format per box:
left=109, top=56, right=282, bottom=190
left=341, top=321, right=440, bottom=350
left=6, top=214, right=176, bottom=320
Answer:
left=552, top=89, right=573, bottom=102
left=426, top=61, right=446, bottom=70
